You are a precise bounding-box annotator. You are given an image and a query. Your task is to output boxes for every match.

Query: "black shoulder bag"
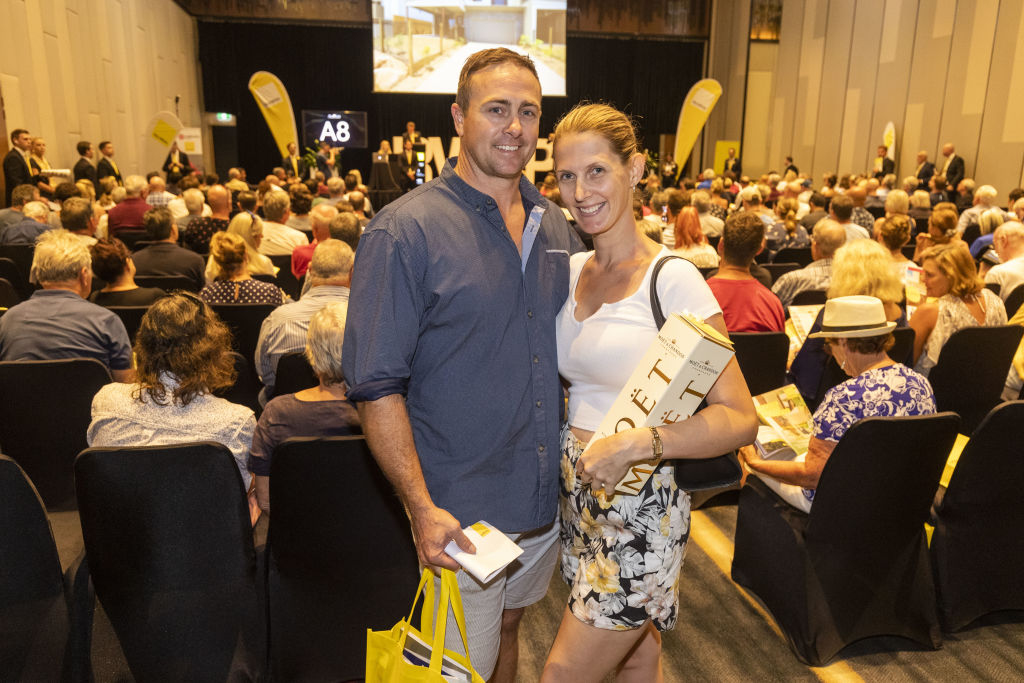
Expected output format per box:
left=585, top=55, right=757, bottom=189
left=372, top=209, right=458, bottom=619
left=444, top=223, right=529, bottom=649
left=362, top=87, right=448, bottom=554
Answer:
left=649, top=256, right=742, bottom=491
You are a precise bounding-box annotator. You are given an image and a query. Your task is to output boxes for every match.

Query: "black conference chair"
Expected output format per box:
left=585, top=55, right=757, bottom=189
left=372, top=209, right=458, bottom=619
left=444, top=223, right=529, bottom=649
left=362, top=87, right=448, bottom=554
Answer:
left=75, top=442, right=266, bottom=681
left=0, top=277, right=19, bottom=308
left=732, top=412, right=961, bottom=666
left=267, top=437, right=420, bottom=681
left=1003, top=285, right=1024, bottom=319
left=773, top=246, right=813, bottom=267
left=901, top=244, right=917, bottom=260
left=730, top=331, right=789, bottom=396
left=763, top=262, right=800, bottom=286
left=866, top=205, right=886, bottom=220
left=814, top=327, right=916, bottom=404
left=251, top=272, right=276, bottom=284
left=961, top=223, right=982, bottom=250
left=0, top=358, right=111, bottom=509
left=928, top=325, right=1023, bottom=435
left=790, top=289, right=827, bottom=306
left=133, top=274, right=202, bottom=292
left=210, top=303, right=277, bottom=369
left=269, top=254, right=302, bottom=300
left=213, top=351, right=262, bottom=413
left=0, top=246, right=34, bottom=299
left=930, top=401, right=1024, bottom=631
left=0, top=454, right=76, bottom=681
left=114, top=230, right=149, bottom=251
left=273, top=351, right=318, bottom=397
left=105, top=305, right=150, bottom=343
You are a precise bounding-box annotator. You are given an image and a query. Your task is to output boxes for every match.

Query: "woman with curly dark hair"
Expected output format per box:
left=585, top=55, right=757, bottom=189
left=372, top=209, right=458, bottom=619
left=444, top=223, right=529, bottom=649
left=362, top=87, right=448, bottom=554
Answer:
left=87, top=292, right=256, bottom=489
left=88, top=237, right=166, bottom=307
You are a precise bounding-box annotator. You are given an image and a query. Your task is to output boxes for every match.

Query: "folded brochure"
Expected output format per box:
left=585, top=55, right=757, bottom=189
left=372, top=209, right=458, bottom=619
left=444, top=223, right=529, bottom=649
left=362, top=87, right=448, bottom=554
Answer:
left=444, top=521, right=523, bottom=584
left=403, top=629, right=472, bottom=682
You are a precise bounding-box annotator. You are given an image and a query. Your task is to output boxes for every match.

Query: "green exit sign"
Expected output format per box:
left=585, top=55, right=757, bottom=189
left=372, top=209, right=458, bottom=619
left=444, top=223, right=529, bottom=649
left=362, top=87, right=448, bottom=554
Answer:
left=215, top=113, right=234, bottom=122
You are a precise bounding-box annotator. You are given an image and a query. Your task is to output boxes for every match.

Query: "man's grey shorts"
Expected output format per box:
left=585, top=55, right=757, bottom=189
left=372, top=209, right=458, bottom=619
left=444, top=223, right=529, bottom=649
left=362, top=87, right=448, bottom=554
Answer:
left=432, top=520, right=559, bottom=679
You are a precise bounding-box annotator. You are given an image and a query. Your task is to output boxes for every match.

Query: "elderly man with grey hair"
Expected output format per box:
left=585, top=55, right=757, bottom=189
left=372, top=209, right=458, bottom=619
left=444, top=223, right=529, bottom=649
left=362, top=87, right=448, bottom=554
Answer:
left=61, top=197, right=98, bottom=246
left=0, top=200, right=52, bottom=244
left=0, top=229, right=133, bottom=381
left=691, top=190, right=724, bottom=238
left=984, top=222, right=1024, bottom=302
left=175, top=187, right=206, bottom=232
left=957, top=184, right=1012, bottom=235
left=255, top=238, right=354, bottom=403
left=107, top=174, right=150, bottom=236
left=771, top=219, right=847, bottom=307
left=290, top=203, right=339, bottom=279
left=259, top=190, right=309, bottom=256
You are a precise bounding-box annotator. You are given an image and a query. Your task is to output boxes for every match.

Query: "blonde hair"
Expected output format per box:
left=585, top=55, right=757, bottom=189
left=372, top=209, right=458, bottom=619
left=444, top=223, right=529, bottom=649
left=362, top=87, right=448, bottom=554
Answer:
left=878, top=214, right=911, bottom=251
left=209, top=231, right=248, bottom=280
left=828, top=239, right=903, bottom=303
left=775, top=196, right=799, bottom=237
left=225, top=211, right=264, bottom=266
left=884, top=189, right=909, bottom=215
left=978, top=208, right=1005, bottom=236
left=553, top=103, right=639, bottom=166
left=921, top=243, right=983, bottom=299
left=305, top=302, right=349, bottom=386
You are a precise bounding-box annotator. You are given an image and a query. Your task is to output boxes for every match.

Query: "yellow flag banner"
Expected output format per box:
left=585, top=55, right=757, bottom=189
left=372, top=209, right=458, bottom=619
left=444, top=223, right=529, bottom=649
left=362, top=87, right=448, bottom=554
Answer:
left=143, top=110, right=183, bottom=175
left=674, top=79, right=723, bottom=182
left=248, top=71, right=299, bottom=160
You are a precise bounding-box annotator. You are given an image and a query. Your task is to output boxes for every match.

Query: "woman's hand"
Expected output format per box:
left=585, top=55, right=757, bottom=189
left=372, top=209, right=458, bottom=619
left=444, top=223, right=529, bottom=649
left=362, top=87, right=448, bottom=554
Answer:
left=577, top=428, right=650, bottom=496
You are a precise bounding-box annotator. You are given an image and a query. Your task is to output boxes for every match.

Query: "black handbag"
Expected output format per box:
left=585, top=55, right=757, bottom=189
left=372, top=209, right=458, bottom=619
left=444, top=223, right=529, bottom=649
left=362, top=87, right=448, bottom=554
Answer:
left=649, top=255, right=742, bottom=491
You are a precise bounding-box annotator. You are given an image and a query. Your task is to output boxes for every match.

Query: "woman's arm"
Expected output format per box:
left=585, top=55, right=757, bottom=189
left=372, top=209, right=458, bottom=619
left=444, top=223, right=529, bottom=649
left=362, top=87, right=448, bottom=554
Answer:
left=739, top=436, right=837, bottom=489
left=577, top=313, right=759, bottom=489
left=909, top=301, right=938, bottom=365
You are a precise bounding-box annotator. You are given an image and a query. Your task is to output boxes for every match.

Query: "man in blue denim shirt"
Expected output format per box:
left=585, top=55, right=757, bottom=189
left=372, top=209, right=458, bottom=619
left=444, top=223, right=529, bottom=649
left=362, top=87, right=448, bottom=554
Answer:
left=342, top=49, right=581, bottom=680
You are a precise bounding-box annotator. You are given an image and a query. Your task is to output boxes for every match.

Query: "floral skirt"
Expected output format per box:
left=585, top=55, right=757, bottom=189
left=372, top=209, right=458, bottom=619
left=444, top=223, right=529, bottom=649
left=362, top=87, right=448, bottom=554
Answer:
left=558, top=426, right=691, bottom=631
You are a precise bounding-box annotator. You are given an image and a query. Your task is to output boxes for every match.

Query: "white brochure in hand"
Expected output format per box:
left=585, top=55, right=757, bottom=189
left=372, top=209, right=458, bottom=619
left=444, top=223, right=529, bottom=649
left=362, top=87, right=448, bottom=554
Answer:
left=443, top=521, right=523, bottom=584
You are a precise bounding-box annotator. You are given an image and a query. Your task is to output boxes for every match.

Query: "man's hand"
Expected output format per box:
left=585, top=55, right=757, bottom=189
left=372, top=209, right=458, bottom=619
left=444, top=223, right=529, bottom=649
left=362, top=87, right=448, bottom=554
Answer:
left=410, top=504, right=476, bottom=573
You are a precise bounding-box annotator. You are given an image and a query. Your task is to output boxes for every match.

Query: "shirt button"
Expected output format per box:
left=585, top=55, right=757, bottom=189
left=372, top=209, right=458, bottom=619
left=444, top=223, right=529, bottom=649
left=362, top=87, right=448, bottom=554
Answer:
left=536, top=400, right=542, bottom=407
left=538, top=444, right=546, bottom=453
left=527, top=309, right=534, bottom=318
left=533, top=355, right=539, bottom=363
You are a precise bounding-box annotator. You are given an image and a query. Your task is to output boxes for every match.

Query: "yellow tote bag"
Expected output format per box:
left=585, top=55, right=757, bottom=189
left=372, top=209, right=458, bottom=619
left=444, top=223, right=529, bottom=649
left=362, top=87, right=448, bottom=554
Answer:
left=366, top=568, right=485, bottom=682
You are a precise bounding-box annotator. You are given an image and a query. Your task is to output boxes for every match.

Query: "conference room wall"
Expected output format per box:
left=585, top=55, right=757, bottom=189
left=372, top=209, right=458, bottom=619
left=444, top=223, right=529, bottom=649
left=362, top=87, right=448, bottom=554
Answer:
left=736, top=0, right=1024, bottom=200
left=198, top=21, right=704, bottom=184
left=0, top=0, right=202, bottom=180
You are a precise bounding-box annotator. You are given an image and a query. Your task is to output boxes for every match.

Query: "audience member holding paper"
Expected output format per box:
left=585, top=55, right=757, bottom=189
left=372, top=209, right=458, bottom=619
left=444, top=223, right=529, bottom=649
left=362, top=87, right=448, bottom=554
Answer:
left=542, top=103, right=757, bottom=681
left=740, top=296, right=936, bottom=512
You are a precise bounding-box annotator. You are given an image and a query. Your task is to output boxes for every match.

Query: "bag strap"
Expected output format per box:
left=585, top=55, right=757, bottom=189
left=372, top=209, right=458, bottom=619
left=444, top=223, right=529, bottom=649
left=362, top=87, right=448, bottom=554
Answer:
left=429, top=569, right=452, bottom=670
left=412, top=568, right=476, bottom=671
left=649, top=255, right=684, bottom=329
left=443, top=569, right=474, bottom=665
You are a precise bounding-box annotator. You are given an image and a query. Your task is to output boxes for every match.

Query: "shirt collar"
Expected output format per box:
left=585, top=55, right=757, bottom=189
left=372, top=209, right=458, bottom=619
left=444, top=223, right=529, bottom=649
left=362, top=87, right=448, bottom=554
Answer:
left=439, top=157, right=545, bottom=212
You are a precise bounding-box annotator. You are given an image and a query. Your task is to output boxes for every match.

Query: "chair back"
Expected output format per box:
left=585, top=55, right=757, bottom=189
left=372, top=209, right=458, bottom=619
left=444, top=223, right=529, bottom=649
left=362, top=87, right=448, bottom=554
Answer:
left=75, top=442, right=265, bottom=681
left=961, top=223, right=981, bottom=249
left=267, top=436, right=420, bottom=680
left=930, top=402, right=1024, bottom=629
left=251, top=272, right=276, bottom=284
left=133, top=274, right=201, bottom=292
left=0, top=277, right=19, bottom=308
left=273, top=351, right=318, bottom=397
left=0, top=455, right=69, bottom=681
left=115, top=230, right=149, bottom=251
left=269, top=254, right=302, bottom=300
left=1003, top=285, right=1024, bottom=319
left=105, top=306, right=150, bottom=343
left=774, top=246, right=813, bottom=267
left=730, top=332, right=788, bottom=396
left=212, top=351, right=262, bottom=413
left=0, top=359, right=111, bottom=509
left=928, top=325, right=1024, bottom=434
left=764, top=262, right=800, bottom=286
left=790, top=289, right=827, bottom=306
left=0, top=246, right=34, bottom=299
left=866, top=205, right=886, bottom=220
left=210, top=303, right=277, bottom=367
left=808, top=412, right=959, bottom=555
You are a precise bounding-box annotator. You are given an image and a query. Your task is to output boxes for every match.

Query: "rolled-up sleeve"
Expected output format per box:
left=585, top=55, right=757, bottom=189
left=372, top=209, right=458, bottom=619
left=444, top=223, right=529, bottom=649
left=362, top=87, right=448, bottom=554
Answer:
left=342, top=223, right=422, bottom=403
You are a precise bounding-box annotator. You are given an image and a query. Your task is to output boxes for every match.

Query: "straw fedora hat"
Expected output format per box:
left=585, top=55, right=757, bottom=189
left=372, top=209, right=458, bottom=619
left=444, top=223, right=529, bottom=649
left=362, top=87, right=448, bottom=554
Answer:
left=808, top=295, right=897, bottom=339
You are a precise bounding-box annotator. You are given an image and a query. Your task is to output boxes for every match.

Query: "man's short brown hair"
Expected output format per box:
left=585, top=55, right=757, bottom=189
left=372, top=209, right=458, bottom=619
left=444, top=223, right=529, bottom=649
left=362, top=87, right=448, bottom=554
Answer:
left=455, top=48, right=539, bottom=112
left=721, top=212, right=765, bottom=266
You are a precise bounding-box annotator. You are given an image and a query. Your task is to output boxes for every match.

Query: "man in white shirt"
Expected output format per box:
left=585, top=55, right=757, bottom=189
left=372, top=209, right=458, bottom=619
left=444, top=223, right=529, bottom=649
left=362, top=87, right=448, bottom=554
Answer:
left=985, top=222, right=1024, bottom=301
left=259, top=190, right=309, bottom=256
left=829, top=194, right=870, bottom=242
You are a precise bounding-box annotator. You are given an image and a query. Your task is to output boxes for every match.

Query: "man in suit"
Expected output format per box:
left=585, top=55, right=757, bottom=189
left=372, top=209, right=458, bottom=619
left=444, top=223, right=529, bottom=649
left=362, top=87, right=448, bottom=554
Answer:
left=873, top=145, right=895, bottom=179
left=162, top=141, right=191, bottom=186
left=941, top=143, right=965, bottom=193
left=96, top=141, right=123, bottom=186
left=73, top=141, right=97, bottom=185
left=3, top=129, right=33, bottom=207
left=784, top=155, right=799, bottom=176
left=914, top=150, right=934, bottom=185
left=398, top=139, right=417, bottom=191
left=402, top=120, right=423, bottom=146
left=283, top=141, right=307, bottom=180
left=723, top=147, right=741, bottom=176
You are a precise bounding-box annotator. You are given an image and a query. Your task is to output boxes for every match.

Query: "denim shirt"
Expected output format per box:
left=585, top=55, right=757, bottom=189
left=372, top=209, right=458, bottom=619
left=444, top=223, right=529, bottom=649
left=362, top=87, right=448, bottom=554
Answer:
left=343, top=159, right=582, bottom=532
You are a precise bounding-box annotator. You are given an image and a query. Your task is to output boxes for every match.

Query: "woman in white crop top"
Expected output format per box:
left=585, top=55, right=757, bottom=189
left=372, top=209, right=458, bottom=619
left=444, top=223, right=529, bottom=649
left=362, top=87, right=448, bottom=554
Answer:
left=541, top=105, right=758, bottom=681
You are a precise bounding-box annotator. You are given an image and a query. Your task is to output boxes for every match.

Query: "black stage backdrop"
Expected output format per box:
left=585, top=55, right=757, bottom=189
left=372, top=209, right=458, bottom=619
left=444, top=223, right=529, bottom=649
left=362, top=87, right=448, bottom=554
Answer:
left=198, top=22, right=704, bottom=182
